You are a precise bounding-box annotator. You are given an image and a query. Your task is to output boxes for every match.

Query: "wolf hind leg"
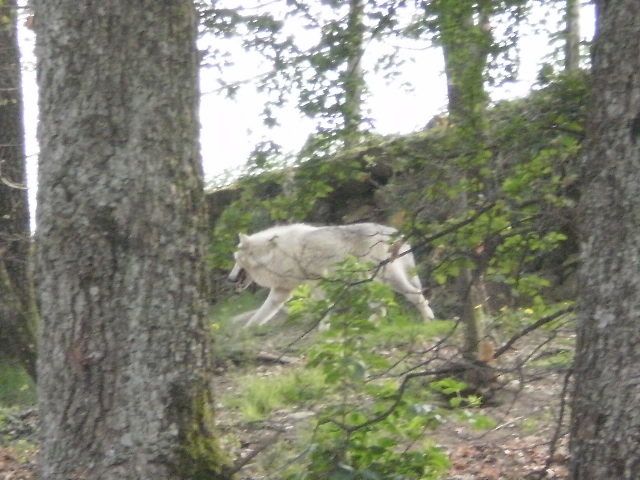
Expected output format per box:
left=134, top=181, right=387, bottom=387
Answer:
left=382, top=263, right=435, bottom=321
left=244, top=288, right=292, bottom=327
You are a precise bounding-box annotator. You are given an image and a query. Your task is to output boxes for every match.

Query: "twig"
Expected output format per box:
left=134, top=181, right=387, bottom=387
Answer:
left=227, top=431, right=282, bottom=476
left=328, top=364, right=468, bottom=433
left=256, top=351, right=298, bottom=364
left=491, top=415, right=524, bottom=433
left=277, top=286, right=350, bottom=358
left=493, top=306, right=574, bottom=359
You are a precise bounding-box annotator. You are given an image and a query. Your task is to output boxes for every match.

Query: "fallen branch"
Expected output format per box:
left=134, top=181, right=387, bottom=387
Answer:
left=227, top=431, right=282, bottom=477
left=256, top=351, right=298, bottom=364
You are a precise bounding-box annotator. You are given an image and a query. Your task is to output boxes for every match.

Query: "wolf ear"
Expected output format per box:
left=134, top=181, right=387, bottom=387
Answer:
left=238, top=233, right=249, bottom=247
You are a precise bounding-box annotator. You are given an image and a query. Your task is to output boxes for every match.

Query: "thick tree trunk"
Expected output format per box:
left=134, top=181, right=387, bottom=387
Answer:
left=0, top=0, right=37, bottom=379
left=569, top=1, right=640, bottom=478
left=33, top=1, right=227, bottom=478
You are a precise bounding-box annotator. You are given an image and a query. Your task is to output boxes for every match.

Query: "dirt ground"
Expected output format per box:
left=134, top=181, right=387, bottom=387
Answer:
left=0, top=318, right=572, bottom=480
left=213, top=346, right=571, bottom=479
left=0, top=408, right=38, bottom=480
left=211, top=312, right=573, bottom=480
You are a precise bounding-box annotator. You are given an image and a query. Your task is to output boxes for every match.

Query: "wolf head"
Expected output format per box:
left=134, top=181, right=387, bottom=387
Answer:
left=227, top=233, right=253, bottom=291
left=232, top=233, right=254, bottom=269
left=227, top=262, right=252, bottom=291
left=228, top=231, right=282, bottom=291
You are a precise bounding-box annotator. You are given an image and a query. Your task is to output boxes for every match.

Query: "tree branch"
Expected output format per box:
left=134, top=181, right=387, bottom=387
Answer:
left=493, top=306, right=574, bottom=359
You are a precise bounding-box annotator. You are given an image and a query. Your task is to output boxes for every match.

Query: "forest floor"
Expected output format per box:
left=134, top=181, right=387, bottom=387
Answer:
left=211, top=311, right=572, bottom=480
left=212, top=365, right=571, bottom=480
left=0, top=294, right=573, bottom=480
left=0, top=407, right=38, bottom=480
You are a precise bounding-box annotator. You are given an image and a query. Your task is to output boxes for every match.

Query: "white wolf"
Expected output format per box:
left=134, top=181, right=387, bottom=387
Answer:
left=227, top=223, right=435, bottom=327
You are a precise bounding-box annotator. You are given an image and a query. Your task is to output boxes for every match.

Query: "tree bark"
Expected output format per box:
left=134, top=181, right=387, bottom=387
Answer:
left=569, top=1, right=640, bottom=478
left=33, top=1, right=227, bottom=478
left=343, top=0, right=365, bottom=147
left=0, top=0, right=37, bottom=379
left=432, top=0, right=492, bottom=361
left=435, top=0, right=491, bottom=129
left=564, top=0, right=581, bottom=71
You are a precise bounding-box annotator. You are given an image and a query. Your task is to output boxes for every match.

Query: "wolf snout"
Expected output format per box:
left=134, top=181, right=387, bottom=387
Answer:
left=227, top=270, right=238, bottom=283
left=228, top=262, right=242, bottom=282
left=228, top=263, right=252, bottom=292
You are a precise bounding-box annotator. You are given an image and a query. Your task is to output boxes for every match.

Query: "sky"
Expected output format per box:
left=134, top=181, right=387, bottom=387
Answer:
left=198, top=2, right=594, bottom=183
left=17, top=3, right=595, bottom=227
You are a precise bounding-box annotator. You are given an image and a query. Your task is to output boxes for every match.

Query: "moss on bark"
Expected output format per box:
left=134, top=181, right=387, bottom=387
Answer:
left=173, top=383, right=232, bottom=479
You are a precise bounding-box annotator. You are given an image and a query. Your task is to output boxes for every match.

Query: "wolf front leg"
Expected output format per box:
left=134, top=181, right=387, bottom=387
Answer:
left=244, top=288, right=292, bottom=327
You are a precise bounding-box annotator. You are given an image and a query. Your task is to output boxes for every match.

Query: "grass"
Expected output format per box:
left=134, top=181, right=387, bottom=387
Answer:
left=530, top=349, right=573, bottom=369
left=0, top=362, right=37, bottom=467
left=223, top=367, right=328, bottom=421
left=1, top=437, right=37, bottom=463
left=457, top=410, right=498, bottom=431
left=521, top=417, right=541, bottom=434
left=370, top=316, right=456, bottom=345
left=208, top=282, right=577, bottom=479
left=0, top=362, right=36, bottom=408
left=210, top=290, right=266, bottom=326
left=209, top=290, right=271, bottom=365
left=212, top=289, right=459, bottom=422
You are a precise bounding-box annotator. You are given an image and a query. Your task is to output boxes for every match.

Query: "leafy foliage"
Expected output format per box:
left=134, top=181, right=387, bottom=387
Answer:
left=210, top=73, right=587, bottom=316
left=282, top=259, right=456, bottom=479
left=199, top=0, right=409, bottom=147
left=206, top=44, right=588, bottom=480
left=198, top=1, right=544, bottom=166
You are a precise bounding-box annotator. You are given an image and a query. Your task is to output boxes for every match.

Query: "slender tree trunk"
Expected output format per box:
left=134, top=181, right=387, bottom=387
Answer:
left=565, top=0, right=581, bottom=71
left=569, top=1, right=640, bottom=478
left=343, top=0, right=365, bottom=147
left=0, top=0, right=37, bottom=379
left=461, top=273, right=487, bottom=360
left=433, top=0, right=492, bottom=361
left=33, top=1, right=227, bottom=478
left=436, top=0, right=491, bottom=130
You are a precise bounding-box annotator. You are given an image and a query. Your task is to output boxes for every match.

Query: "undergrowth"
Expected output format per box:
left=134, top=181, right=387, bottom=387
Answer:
left=0, top=362, right=36, bottom=408
left=224, top=367, right=327, bottom=421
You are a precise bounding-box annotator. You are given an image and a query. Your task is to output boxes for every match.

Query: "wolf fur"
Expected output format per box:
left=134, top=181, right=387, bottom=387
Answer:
left=228, top=223, right=435, bottom=327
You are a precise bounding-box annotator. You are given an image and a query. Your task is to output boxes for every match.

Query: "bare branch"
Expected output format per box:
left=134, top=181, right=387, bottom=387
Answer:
left=493, top=306, right=574, bottom=359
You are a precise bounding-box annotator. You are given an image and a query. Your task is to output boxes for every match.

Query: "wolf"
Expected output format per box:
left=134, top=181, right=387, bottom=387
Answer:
left=227, top=223, right=435, bottom=327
